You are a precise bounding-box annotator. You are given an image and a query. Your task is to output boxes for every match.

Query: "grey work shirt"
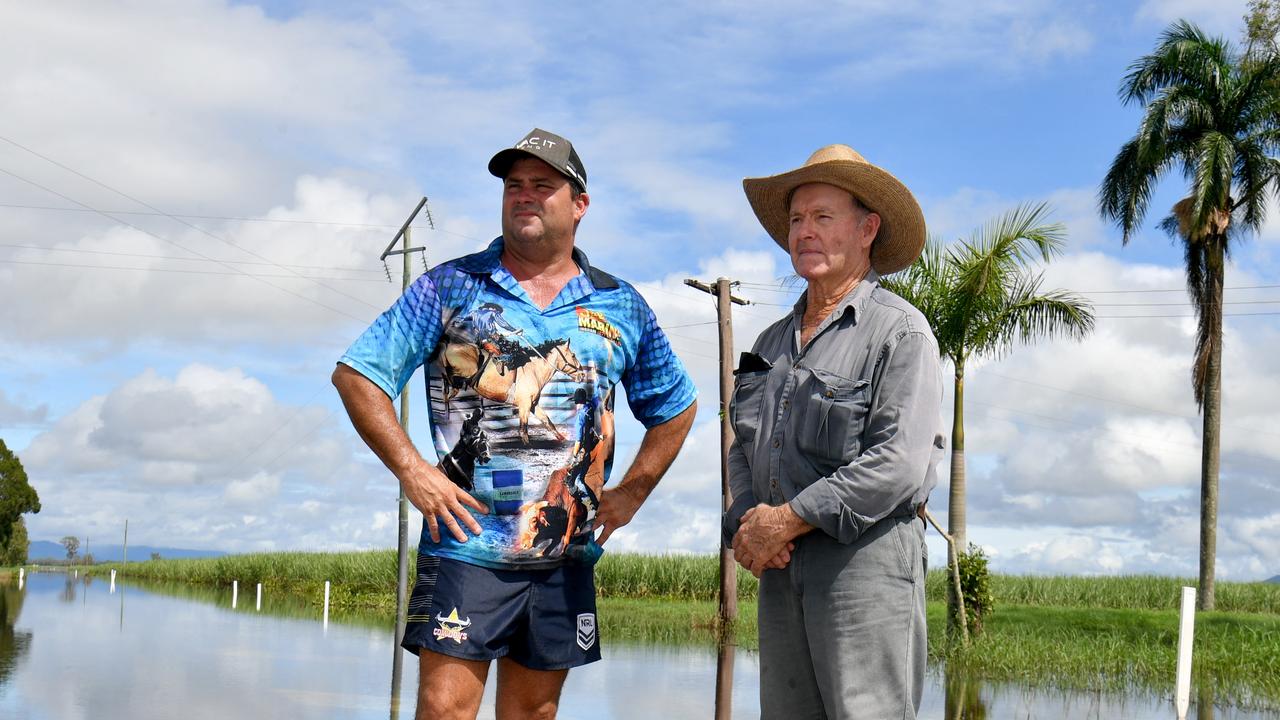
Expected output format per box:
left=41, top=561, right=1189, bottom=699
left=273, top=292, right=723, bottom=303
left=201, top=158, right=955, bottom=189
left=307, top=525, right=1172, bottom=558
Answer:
left=723, top=270, right=945, bottom=545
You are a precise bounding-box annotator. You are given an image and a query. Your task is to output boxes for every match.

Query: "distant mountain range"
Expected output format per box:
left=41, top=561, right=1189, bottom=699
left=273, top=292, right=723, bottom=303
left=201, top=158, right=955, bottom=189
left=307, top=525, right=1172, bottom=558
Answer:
left=27, top=540, right=225, bottom=563
left=1269, top=575, right=1280, bottom=584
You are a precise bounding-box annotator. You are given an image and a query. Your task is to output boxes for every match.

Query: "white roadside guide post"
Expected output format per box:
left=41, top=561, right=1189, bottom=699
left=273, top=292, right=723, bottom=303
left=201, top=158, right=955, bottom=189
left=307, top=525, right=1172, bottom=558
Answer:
left=1175, top=586, right=1197, bottom=720
left=17, top=568, right=23, bottom=588
left=232, top=580, right=239, bottom=609
left=323, top=581, right=331, bottom=631
left=110, top=569, right=116, bottom=593
left=256, top=583, right=262, bottom=611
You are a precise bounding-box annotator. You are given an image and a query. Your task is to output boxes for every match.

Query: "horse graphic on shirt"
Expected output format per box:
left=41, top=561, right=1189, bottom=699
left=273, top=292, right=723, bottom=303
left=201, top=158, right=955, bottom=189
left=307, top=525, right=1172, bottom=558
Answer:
left=438, top=337, right=583, bottom=444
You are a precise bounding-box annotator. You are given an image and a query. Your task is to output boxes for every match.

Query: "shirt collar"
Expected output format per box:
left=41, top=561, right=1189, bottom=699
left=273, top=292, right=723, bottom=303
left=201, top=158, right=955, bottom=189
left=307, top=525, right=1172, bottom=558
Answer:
left=456, top=237, right=617, bottom=290
left=791, top=268, right=881, bottom=325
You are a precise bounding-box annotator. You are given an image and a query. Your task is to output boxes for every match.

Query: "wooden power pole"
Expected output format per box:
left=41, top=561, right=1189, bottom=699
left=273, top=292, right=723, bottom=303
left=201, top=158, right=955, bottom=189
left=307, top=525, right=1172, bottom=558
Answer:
left=380, top=197, right=431, bottom=699
left=685, top=276, right=748, bottom=720
left=683, top=277, right=748, bottom=625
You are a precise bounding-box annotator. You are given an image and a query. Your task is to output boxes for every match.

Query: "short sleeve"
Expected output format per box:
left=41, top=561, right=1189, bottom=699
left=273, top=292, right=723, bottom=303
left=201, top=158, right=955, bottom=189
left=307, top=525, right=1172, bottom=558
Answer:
left=338, top=272, right=444, bottom=399
left=622, top=298, right=698, bottom=427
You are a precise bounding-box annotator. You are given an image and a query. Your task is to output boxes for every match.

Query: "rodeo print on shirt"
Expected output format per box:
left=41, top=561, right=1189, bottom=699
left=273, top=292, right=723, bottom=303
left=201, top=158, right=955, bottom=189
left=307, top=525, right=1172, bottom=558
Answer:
left=339, top=239, right=696, bottom=570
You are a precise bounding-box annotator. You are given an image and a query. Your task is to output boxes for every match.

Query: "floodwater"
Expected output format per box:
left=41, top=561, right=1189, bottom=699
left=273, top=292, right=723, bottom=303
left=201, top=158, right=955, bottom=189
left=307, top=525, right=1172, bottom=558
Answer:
left=0, top=571, right=1270, bottom=719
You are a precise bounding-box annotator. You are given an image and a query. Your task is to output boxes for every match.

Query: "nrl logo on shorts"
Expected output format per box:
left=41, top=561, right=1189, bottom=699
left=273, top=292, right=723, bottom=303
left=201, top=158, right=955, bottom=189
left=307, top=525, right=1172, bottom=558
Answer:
left=433, top=607, right=472, bottom=645
left=576, top=612, right=596, bottom=651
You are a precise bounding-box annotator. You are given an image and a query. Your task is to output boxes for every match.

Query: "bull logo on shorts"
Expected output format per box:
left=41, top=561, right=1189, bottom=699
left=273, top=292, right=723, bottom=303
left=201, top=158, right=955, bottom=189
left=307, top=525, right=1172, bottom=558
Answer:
left=576, top=612, right=596, bottom=651
left=433, top=607, right=472, bottom=644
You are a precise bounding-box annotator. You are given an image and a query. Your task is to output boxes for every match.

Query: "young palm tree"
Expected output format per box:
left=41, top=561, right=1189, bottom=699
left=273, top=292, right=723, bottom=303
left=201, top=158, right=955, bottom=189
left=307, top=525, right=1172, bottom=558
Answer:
left=1099, top=20, right=1280, bottom=610
left=884, top=203, right=1094, bottom=627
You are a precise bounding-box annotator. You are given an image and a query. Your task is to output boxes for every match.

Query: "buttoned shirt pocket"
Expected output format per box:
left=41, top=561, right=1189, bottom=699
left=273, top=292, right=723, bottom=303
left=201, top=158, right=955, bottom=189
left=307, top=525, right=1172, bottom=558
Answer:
left=730, top=371, right=769, bottom=445
left=796, top=367, right=870, bottom=471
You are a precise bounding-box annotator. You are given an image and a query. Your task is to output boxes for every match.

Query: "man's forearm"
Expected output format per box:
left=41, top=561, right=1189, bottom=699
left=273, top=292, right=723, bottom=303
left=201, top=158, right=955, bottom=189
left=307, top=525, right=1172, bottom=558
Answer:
left=331, top=363, right=423, bottom=478
left=593, top=400, right=697, bottom=545
left=333, top=363, right=487, bottom=542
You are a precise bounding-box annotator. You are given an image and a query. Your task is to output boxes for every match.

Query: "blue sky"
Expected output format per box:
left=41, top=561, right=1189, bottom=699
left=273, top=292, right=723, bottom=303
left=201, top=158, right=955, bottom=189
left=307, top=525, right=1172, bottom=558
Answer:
left=2, top=0, right=1278, bottom=579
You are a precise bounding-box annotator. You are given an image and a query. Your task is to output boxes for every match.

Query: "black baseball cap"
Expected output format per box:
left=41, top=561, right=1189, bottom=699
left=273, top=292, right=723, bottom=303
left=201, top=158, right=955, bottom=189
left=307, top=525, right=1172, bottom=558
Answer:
left=488, top=128, right=587, bottom=192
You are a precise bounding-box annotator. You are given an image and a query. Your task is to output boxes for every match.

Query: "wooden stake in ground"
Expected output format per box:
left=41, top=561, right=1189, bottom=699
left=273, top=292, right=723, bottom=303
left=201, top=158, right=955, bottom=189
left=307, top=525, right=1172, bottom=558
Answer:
left=1175, top=586, right=1197, bottom=719
left=924, top=510, right=969, bottom=645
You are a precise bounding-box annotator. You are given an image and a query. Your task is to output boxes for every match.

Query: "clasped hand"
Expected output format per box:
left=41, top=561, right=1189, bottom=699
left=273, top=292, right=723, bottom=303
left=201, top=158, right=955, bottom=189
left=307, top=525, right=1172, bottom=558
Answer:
left=731, top=503, right=802, bottom=578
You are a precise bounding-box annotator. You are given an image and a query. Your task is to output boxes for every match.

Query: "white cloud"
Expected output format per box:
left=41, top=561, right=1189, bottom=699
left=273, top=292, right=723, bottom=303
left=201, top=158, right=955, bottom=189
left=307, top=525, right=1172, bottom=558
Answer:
left=0, top=176, right=421, bottom=349
left=0, top=1, right=420, bottom=207
left=19, top=363, right=390, bottom=552
left=1000, top=532, right=1170, bottom=575
left=224, top=472, right=283, bottom=506
left=1136, top=0, right=1252, bottom=37
left=0, top=389, right=48, bottom=427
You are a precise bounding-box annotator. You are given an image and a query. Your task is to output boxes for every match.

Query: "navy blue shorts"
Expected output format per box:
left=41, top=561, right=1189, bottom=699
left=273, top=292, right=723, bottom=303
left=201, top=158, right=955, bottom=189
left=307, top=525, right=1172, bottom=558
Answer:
left=401, top=554, right=601, bottom=670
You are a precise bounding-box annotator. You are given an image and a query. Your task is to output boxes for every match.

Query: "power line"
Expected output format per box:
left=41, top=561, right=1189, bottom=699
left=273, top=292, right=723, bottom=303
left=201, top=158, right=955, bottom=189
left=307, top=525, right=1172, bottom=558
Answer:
left=0, top=256, right=386, bottom=282
left=228, top=386, right=331, bottom=473
left=737, top=278, right=1280, bottom=297
left=732, top=284, right=801, bottom=294
left=1093, top=300, right=1280, bottom=307
left=260, top=408, right=334, bottom=474
left=0, top=242, right=385, bottom=274
left=639, top=283, right=709, bottom=304
left=738, top=278, right=803, bottom=289
left=0, top=164, right=369, bottom=322
left=748, top=300, right=1280, bottom=317
left=0, top=135, right=389, bottom=311
left=663, top=329, right=719, bottom=346
left=663, top=320, right=718, bottom=329
left=968, top=398, right=1202, bottom=453
left=665, top=338, right=721, bottom=361
left=1079, top=283, right=1280, bottom=294
left=0, top=201, right=437, bottom=231
left=977, top=370, right=1280, bottom=439
left=1097, top=311, right=1280, bottom=318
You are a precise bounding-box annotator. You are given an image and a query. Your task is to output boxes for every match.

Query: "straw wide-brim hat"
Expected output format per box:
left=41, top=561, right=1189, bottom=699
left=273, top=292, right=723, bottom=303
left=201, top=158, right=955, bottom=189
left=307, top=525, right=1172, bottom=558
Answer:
left=743, top=144, right=926, bottom=275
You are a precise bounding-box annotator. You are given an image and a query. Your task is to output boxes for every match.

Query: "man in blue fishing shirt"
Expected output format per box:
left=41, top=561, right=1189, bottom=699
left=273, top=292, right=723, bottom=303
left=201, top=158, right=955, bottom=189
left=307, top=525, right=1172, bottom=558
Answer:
left=333, top=128, right=697, bottom=720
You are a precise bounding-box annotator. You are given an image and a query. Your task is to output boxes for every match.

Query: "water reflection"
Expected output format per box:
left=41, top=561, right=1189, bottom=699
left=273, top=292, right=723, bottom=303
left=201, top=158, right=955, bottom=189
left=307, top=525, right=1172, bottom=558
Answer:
left=389, top=626, right=405, bottom=720
left=715, top=637, right=735, bottom=720
left=926, top=667, right=1252, bottom=720
left=0, top=574, right=1274, bottom=720
left=0, top=582, right=32, bottom=691
left=944, top=665, right=987, bottom=719
left=1197, top=684, right=1217, bottom=720
left=59, top=574, right=76, bottom=603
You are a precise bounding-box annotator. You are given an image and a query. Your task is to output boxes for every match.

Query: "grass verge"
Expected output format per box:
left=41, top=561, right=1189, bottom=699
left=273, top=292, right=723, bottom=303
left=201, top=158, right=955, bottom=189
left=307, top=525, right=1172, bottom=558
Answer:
left=929, top=603, right=1280, bottom=710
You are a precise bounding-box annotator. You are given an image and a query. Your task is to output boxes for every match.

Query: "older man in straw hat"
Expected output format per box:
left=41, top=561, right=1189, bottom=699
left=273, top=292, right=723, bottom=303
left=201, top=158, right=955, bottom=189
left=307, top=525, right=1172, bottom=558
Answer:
left=725, top=145, right=945, bottom=718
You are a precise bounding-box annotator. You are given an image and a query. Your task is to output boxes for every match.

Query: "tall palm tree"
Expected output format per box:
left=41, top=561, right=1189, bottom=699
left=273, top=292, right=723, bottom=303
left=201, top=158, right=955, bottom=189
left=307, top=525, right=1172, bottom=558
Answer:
left=1099, top=20, right=1280, bottom=610
left=885, top=202, right=1094, bottom=583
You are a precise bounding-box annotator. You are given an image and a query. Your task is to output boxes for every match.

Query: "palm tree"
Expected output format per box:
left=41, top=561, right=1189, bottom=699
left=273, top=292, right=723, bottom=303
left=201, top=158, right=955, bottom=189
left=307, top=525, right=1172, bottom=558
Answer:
left=884, top=203, right=1095, bottom=628
left=1099, top=20, right=1280, bottom=610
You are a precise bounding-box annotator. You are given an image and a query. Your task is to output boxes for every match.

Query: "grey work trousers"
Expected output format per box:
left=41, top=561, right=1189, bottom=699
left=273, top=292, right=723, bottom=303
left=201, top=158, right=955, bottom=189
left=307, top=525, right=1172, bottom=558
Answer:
left=758, top=514, right=927, bottom=720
